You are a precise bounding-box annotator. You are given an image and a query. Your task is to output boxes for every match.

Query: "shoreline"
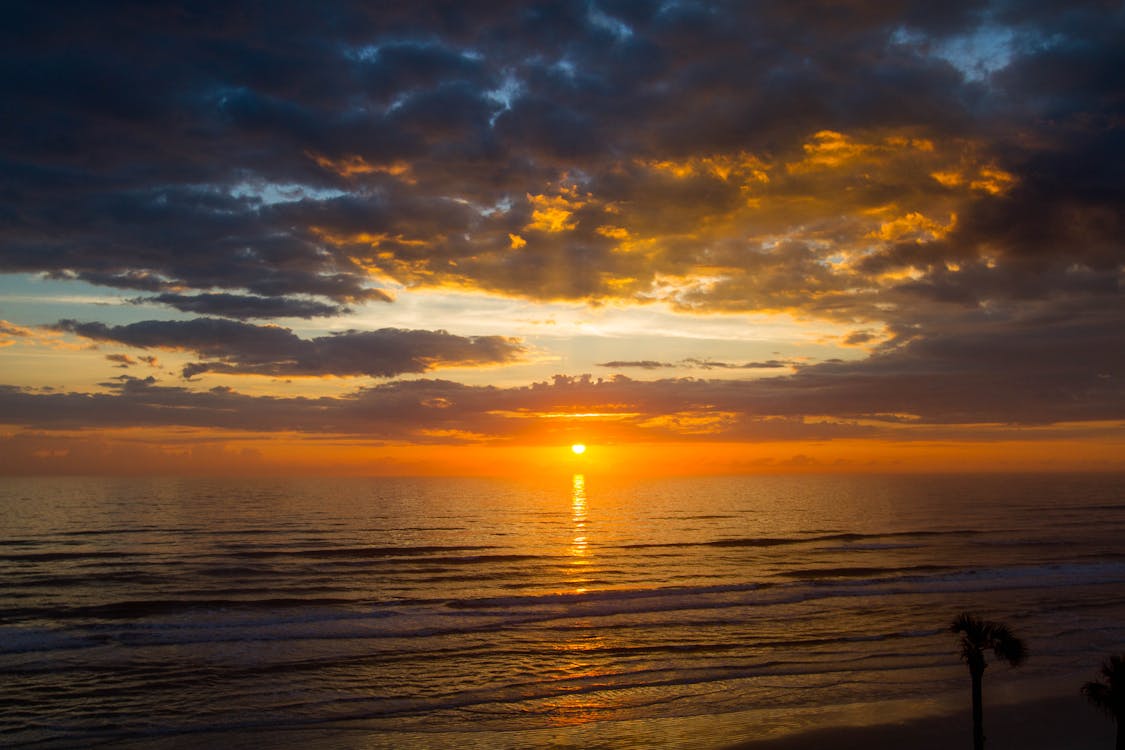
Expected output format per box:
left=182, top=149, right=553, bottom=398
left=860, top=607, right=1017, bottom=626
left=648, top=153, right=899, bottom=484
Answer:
left=721, top=692, right=1113, bottom=750
left=103, top=691, right=1115, bottom=750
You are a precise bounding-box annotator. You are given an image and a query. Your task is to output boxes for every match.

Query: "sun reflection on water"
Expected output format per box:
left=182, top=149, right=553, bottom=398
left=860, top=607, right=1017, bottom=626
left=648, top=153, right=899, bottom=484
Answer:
left=546, top=473, right=623, bottom=729
left=569, top=473, right=590, bottom=593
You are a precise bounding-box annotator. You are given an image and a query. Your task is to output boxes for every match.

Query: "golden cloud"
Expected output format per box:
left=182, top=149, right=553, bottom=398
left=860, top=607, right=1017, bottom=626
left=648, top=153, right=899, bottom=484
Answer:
left=0, top=320, right=34, bottom=347
left=525, top=192, right=585, bottom=233
left=307, top=152, right=415, bottom=182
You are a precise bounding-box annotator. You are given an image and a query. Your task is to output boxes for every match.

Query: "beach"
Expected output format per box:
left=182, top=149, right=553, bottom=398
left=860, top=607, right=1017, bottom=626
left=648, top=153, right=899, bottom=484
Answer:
left=724, top=693, right=1113, bottom=750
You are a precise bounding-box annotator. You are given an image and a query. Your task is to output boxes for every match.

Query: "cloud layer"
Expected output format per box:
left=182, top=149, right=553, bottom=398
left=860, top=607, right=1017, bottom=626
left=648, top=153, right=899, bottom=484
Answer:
left=2, top=2, right=1120, bottom=321
left=54, top=318, right=525, bottom=378
left=5, top=313, right=1121, bottom=440
left=0, top=1, right=1121, bottom=459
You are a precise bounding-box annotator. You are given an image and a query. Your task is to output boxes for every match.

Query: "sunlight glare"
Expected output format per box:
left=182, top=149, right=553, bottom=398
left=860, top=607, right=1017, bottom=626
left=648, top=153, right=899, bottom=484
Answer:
left=571, top=443, right=587, bottom=455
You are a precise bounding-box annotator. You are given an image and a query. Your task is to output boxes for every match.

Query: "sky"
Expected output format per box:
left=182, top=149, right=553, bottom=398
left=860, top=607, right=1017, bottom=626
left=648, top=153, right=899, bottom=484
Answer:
left=1, top=0, right=1122, bottom=476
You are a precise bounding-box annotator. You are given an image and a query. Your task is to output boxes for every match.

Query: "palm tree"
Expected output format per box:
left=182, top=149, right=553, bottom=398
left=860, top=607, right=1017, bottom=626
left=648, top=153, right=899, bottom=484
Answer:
left=950, top=612, right=1027, bottom=750
left=1082, top=654, right=1125, bottom=750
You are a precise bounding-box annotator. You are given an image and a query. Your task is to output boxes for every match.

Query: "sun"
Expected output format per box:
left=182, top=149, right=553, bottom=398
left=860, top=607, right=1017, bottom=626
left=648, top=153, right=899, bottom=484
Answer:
left=570, top=443, right=587, bottom=456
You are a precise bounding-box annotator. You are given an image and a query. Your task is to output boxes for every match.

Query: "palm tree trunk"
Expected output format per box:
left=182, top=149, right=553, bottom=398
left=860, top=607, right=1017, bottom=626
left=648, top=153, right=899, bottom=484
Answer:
left=971, top=668, right=985, bottom=750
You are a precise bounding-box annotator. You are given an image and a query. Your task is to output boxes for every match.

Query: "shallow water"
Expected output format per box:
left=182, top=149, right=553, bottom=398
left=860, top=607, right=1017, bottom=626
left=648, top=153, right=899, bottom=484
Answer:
left=2, top=473, right=1123, bottom=748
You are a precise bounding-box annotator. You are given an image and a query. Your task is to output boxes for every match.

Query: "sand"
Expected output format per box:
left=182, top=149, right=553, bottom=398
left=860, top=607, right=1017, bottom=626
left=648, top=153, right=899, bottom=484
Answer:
left=722, top=693, right=1114, bottom=750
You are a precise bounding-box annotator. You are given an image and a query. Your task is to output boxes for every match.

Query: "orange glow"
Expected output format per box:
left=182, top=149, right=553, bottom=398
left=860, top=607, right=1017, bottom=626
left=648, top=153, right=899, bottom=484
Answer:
left=2, top=427, right=1123, bottom=477
left=570, top=443, right=587, bottom=455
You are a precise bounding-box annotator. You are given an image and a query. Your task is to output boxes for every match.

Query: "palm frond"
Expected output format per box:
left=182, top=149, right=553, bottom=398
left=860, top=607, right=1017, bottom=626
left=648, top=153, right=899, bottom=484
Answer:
left=950, top=612, right=1026, bottom=668
left=1084, top=654, right=1125, bottom=719
left=950, top=612, right=983, bottom=637
left=991, top=626, right=1027, bottom=667
left=1100, top=655, right=1125, bottom=687
left=1083, top=681, right=1113, bottom=715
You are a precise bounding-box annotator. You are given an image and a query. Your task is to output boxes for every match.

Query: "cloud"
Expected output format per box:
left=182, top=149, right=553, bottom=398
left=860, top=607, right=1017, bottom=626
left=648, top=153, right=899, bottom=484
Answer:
left=104, top=353, right=160, bottom=369
left=0, top=320, right=34, bottom=347
left=681, top=358, right=793, bottom=370
left=596, top=360, right=675, bottom=370
left=54, top=318, right=526, bottom=379
left=843, top=330, right=880, bottom=346
left=597, top=358, right=795, bottom=370
left=5, top=307, right=1121, bottom=441
left=134, top=292, right=363, bottom=319
left=0, top=1, right=1117, bottom=326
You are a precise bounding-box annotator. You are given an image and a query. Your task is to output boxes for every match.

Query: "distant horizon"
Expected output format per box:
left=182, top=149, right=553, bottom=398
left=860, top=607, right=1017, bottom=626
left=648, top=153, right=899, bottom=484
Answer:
left=4, top=456, right=1124, bottom=479
left=2, top=427, right=1123, bottom=477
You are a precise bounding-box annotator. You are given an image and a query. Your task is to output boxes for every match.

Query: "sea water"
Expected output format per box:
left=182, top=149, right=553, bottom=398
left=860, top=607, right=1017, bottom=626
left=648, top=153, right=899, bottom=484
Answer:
left=2, top=473, right=1123, bottom=748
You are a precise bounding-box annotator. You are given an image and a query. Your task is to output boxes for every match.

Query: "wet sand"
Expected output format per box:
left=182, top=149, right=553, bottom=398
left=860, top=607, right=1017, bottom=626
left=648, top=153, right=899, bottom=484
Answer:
left=723, top=693, right=1113, bottom=750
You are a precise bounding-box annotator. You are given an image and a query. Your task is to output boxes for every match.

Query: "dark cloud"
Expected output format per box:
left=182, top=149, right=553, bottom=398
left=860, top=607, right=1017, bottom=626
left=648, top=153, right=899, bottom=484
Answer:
left=597, top=359, right=794, bottom=370
left=104, top=353, right=160, bottom=369
left=682, top=358, right=794, bottom=370
left=55, top=318, right=526, bottom=379
left=772, top=314, right=1125, bottom=425
left=0, top=0, right=1118, bottom=320
left=843, top=330, right=879, bottom=346
left=596, top=361, right=675, bottom=370
left=135, top=292, right=362, bottom=319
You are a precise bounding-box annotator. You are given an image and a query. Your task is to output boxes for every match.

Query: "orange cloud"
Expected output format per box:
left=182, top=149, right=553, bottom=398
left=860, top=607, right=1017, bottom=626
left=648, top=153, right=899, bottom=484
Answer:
left=867, top=212, right=957, bottom=242
left=307, top=152, right=415, bottom=182
left=0, top=320, right=33, bottom=347
left=971, top=165, right=1017, bottom=195
left=642, top=152, right=771, bottom=183
left=525, top=192, right=584, bottom=232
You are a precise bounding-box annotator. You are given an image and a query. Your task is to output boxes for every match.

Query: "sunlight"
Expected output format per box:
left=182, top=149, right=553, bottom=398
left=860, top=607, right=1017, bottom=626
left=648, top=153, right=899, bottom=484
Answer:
left=571, top=443, right=587, bottom=455
left=570, top=473, right=590, bottom=593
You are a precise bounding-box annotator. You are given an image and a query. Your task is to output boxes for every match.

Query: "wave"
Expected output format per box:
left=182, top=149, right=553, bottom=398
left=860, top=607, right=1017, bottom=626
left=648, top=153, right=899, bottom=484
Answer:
left=772, top=564, right=953, bottom=580
left=224, top=544, right=496, bottom=558
left=6, top=596, right=372, bottom=622
left=0, top=550, right=150, bottom=562
left=443, top=581, right=767, bottom=610
left=2, top=662, right=801, bottom=746
left=1065, top=503, right=1125, bottom=513
left=9, top=558, right=1125, bottom=637
left=654, top=514, right=739, bottom=520
left=618, top=529, right=983, bottom=551
left=55, top=527, right=197, bottom=537
left=3, top=571, right=170, bottom=587
left=0, top=625, right=104, bottom=655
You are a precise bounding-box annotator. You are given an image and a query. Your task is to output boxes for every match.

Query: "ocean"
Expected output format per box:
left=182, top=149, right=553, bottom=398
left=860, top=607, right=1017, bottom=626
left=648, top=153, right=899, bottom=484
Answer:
left=2, top=473, right=1124, bottom=748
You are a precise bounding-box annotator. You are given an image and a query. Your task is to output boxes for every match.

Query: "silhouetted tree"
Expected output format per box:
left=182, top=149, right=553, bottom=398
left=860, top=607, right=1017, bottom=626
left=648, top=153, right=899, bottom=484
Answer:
left=950, top=612, right=1027, bottom=750
left=1082, top=654, right=1125, bottom=750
